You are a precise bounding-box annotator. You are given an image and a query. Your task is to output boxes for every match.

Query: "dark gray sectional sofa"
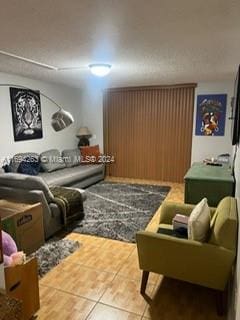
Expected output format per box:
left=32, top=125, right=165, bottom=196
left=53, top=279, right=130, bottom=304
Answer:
left=0, top=148, right=105, bottom=238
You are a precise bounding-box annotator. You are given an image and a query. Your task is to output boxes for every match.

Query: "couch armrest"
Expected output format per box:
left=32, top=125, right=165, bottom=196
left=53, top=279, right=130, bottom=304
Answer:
left=0, top=186, right=59, bottom=239
left=0, top=173, right=54, bottom=202
left=64, top=187, right=87, bottom=202
left=159, top=201, right=216, bottom=224
left=136, top=231, right=235, bottom=290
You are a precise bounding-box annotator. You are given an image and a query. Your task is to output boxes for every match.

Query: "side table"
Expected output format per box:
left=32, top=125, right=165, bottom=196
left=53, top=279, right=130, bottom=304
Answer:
left=184, top=162, right=235, bottom=207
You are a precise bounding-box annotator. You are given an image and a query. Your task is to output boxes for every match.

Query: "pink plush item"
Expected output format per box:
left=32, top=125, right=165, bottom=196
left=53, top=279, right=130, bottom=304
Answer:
left=3, top=254, right=12, bottom=267
left=10, top=252, right=26, bottom=266
left=2, top=231, right=17, bottom=256
left=1, top=231, right=26, bottom=267
left=2, top=230, right=18, bottom=266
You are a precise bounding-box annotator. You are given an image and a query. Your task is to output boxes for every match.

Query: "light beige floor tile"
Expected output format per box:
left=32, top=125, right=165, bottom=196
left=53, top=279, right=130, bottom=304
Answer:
left=37, top=285, right=96, bottom=320
left=100, top=275, right=154, bottom=315
left=40, top=261, right=115, bottom=301
left=101, top=238, right=136, bottom=252
left=87, top=303, right=141, bottom=320
left=65, top=243, right=133, bottom=273
left=117, top=249, right=160, bottom=285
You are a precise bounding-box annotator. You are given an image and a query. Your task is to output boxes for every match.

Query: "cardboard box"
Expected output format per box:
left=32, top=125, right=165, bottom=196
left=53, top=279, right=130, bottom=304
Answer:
left=0, top=201, right=44, bottom=255
left=5, top=257, right=39, bottom=320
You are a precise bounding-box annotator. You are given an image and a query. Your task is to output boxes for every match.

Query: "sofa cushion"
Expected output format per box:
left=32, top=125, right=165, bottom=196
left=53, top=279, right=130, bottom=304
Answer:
left=18, top=157, right=41, bottom=176
left=209, top=197, right=238, bottom=250
left=0, top=173, right=54, bottom=202
left=80, top=145, right=101, bottom=164
left=62, top=148, right=81, bottom=168
left=39, top=164, right=104, bottom=186
left=188, top=198, right=210, bottom=242
left=10, top=153, right=40, bottom=173
left=40, top=149, right=66, bottom=172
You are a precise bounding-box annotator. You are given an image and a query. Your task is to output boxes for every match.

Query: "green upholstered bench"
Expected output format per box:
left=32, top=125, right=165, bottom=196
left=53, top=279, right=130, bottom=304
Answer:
left=184, top=162, right=235, bottom=207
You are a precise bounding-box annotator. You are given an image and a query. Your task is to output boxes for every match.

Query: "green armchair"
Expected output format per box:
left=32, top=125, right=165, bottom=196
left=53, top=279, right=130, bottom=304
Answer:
left=136, top=197, right=238, bottom=313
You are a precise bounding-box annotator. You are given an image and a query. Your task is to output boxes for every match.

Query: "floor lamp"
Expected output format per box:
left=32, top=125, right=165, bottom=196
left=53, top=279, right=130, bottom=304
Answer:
left=0, top=83, right=74, bottom=131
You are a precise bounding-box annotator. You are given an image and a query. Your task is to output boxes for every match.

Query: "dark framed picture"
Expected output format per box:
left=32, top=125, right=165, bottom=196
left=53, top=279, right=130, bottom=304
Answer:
left=10, top=87, right=43, bottom=141
left=195, top=94, right=227, bottom=136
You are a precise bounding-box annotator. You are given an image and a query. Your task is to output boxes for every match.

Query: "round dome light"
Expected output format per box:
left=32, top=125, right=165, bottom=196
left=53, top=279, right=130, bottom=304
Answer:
left=89, top=63, right=111, bottom=77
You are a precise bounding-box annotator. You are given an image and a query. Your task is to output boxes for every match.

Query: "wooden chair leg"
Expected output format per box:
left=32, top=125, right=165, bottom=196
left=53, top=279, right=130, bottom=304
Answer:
left=216, top=289, right=227, bottom=316
left=140, top=271, right=149, bottom=294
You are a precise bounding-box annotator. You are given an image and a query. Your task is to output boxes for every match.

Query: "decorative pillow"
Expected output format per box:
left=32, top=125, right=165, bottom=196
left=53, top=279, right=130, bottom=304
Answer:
left=18, top=156, right=41, bottom=176
left=2, top=164, right=12, bottom=173
left=2, top=157, right=12, bottom=172
left=40, top=149, right=66, bottom=172
left=10, top=153, right=40, bottom=173
left=188, top=198, right=210, bottom=242
left=80, top=145, right=101, bottom=164
left=62, top=148, right=81, bottom=168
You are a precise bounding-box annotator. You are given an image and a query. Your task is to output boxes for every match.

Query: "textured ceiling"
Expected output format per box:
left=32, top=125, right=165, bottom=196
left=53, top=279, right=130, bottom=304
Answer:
left=0, top=0, right=239, bottom=88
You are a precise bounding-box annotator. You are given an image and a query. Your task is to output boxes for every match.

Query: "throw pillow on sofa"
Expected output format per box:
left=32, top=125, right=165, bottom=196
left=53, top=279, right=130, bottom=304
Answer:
left=188, top=198, right=210, bottom=242
left=40, top=149, right=66, bottom=172
left=18, top=156, right=41, bottom=176
left=9, top=153, right=40, bottom=173
left=62, top=148, right=81, bottom=168
left=80, top=145, right=101, bottom=164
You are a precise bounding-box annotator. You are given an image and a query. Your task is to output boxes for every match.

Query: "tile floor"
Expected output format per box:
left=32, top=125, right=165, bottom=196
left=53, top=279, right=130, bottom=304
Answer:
left=36, top=178, right=223, bottom=320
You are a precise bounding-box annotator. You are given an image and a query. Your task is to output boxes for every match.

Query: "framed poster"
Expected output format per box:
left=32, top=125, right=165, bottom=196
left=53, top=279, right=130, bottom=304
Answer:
left=195, top=94, right=227, bottom=136
left=10, top=87, right=43, bottom=141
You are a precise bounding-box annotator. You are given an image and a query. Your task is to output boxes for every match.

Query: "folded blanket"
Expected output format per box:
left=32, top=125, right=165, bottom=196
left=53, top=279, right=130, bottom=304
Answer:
left=50, top=186, right=84, bottom=225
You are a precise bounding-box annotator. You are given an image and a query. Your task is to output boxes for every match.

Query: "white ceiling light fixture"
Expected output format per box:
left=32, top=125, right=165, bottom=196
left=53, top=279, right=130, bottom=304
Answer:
left=89, top=63, right=112, bottom=77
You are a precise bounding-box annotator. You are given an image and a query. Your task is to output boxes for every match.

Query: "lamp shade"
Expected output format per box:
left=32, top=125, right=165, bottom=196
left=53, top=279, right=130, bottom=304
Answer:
left=51, top=109, right=74, bottom=132
left=76, top=126, right=92, bottom=137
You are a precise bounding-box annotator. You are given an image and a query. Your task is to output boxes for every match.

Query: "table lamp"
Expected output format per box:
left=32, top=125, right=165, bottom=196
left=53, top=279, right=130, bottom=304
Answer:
left=76, top=127, right=92, bottom=147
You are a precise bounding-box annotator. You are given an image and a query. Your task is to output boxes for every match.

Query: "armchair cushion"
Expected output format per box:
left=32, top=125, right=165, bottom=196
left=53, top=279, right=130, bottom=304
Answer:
left=159, top=202, right=195, bottom=225
left=188, top=198, right=210, bottom=242
left=159, top=201, right=216, bottom=225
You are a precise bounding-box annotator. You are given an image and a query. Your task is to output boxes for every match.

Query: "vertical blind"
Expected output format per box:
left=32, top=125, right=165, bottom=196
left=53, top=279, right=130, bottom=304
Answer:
left=103, top=84, right=196, bottom=183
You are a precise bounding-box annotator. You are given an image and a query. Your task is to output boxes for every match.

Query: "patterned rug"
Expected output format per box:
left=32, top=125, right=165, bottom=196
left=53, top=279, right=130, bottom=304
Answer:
left=72, top=181, right=170, bottom=242
left=30, top=238, right=80, bottom=277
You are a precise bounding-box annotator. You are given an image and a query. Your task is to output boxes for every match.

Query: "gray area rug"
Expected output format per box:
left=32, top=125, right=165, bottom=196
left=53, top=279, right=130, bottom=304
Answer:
left=30, top=238, right=80, bottom=277
left=72, top=181, right=170, bottom=242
